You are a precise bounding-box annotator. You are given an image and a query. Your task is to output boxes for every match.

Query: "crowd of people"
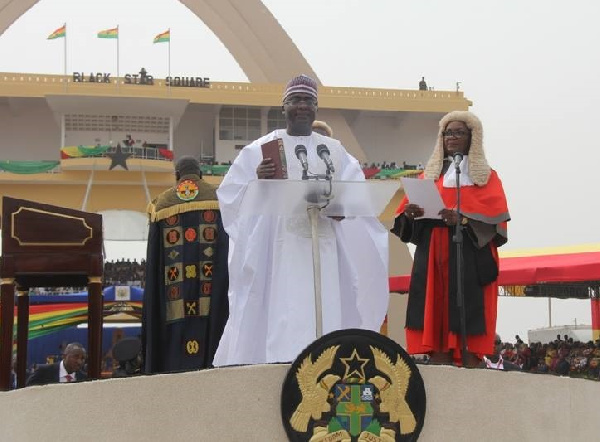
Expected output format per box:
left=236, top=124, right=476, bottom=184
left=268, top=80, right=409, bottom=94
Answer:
left=413, top=335, right=600, bottom=381
left=28, top=259, right=146, bottom=295
left=363, top=161, right=424, bottom=171
left=103, top=259, right=146, bottom=287
left=486, top=336, right=600, bottom=380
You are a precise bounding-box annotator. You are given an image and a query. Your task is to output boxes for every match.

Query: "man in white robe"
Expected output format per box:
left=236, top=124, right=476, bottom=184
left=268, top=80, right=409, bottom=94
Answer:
left=213, top=75, right=389, bottom=366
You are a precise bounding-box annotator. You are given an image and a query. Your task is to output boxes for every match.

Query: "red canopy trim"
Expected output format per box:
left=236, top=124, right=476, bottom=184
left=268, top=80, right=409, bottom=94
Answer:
left=390, top=251, right=600, bottom=293
left=498, top=251, right=600, bottom=286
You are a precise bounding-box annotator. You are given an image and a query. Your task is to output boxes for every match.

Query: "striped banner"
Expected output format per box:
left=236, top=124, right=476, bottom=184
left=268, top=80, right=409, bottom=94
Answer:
left=153, top=29, right=170, bottom=43
left=47, top=24, right=66, bottom=40
left=98, top=27, right=118, bottom=39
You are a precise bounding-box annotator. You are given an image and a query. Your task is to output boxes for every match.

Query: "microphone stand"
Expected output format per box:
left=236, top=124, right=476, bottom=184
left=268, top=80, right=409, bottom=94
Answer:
left=305, top=165, right=332, bottom=339
left=453, top=157, right=469, bottom=367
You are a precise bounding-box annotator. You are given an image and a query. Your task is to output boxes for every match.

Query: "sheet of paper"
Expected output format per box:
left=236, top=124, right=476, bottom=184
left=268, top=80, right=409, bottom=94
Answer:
left=400, top=177, right=445, bottom=219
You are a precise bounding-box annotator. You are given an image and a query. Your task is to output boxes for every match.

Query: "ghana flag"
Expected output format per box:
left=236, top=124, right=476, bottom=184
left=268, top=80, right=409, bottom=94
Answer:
left=47, top=24, right=66, bottom=40
left=98, top=27, right=118, bottom=39
left=153, top=29, right=170, bottom=43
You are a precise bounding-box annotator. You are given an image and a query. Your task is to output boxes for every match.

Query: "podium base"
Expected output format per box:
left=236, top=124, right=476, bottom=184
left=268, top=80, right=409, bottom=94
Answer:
left=0, top=363, right=597, bottom=441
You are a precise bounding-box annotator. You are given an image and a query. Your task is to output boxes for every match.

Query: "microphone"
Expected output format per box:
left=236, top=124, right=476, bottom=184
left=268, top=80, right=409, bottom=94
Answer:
left=295, top=144, right=309, bottom=172
left=452, top=152, right=463, bottom=169
left=317, top=144, right=335, bottom=173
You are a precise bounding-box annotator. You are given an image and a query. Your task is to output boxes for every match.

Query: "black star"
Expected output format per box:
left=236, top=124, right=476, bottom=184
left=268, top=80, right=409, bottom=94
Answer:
left=107, top=145, right=132, bottom=170
left=340, top=349, right=369, bottom=382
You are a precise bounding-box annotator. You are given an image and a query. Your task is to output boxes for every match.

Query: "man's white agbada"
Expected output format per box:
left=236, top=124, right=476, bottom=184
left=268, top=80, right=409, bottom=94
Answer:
left=213, top=129, right=390, bottom=365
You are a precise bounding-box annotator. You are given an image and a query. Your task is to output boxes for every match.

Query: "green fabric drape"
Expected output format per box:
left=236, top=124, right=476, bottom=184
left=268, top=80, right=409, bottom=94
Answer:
left=0, top=161, right=60, bottom=174
left=374, top=168, right=404, bottom=178
left=78, top=145, right=110, bottom=156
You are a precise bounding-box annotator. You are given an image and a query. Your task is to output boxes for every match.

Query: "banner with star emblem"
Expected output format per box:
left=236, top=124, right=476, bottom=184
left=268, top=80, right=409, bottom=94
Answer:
left=281, top=329, right=426, bottom=442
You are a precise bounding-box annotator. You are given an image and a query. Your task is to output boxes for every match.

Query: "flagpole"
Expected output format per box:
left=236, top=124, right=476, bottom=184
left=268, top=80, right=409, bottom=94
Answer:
left=64, top=22, right=68, bottom=92
left=116, top=25, right=120, bottom=91
left=168, top=28, right=171, bottom=96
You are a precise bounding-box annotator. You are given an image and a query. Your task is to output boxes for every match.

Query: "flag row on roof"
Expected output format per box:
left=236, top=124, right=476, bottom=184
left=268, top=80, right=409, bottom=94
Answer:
left=47, top=24, right=170, bottom=43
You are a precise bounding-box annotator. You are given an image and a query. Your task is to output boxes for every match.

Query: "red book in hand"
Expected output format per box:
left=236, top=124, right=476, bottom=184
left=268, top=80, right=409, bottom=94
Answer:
left=261, top=138, right=288, bottom=179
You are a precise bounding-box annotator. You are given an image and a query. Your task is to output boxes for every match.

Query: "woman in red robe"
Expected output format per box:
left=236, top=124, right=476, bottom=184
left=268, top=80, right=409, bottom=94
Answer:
left=391, top=111, right=510, bottom=367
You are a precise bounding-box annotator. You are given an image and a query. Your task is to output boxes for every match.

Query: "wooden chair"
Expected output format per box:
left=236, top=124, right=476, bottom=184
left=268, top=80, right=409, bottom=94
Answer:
left=0, top=197, right=103, bottom=390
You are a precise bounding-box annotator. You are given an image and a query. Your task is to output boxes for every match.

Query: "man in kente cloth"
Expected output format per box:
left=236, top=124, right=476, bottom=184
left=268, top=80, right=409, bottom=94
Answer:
left=142, top=156, right=229, bottom=373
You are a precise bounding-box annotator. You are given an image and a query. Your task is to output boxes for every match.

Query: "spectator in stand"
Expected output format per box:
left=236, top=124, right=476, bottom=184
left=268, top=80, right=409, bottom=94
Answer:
left=391, top=111, right=510, bottom=367
left=518, top=343, right=532, bottom=371
left=545, top=343, right=558, bottom=370
left=555, top=345, right=571, bottom=376
left=515, top=334, right=524, bottom=344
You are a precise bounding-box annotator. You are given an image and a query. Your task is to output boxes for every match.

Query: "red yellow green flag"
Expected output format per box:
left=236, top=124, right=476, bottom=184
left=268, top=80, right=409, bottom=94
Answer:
left=153, top=29, right=170, bottom=43
left=47, top=24, right=66, bottom=40
left=98, top=27, right=118, bottom=39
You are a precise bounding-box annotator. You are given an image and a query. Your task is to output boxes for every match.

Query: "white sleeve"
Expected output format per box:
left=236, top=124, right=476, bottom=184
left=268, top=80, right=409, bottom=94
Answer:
left=336, top=140, right=366, bottom=182
left=216, top=134, right=275, bottom=240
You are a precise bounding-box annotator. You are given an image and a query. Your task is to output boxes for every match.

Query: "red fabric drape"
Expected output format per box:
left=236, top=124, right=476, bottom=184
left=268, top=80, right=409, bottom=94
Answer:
left=159, top=149, right=174, bottom=160
left=362, top=168, right=380, bottom=179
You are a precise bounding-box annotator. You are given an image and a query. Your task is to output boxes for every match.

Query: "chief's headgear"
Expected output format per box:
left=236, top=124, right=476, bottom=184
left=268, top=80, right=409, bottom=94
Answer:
left=283, top=74, right=318, bottom=103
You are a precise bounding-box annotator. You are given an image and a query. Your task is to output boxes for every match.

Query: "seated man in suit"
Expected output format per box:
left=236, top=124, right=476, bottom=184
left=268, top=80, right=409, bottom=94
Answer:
left=26, top=342, right=87, bottom=386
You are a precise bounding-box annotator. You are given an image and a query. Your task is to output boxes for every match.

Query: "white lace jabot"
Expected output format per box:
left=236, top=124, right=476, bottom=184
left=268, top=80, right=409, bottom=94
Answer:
left=442, top=155, right=474, bottom=188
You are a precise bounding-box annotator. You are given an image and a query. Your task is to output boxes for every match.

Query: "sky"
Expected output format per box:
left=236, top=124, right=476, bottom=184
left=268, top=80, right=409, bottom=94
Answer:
left=0, top=0, right=598, bottom=342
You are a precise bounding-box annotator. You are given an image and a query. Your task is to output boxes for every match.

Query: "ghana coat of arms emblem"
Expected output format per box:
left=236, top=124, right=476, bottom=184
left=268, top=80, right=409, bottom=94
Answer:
left=281, top=329, right=426, bottom=442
